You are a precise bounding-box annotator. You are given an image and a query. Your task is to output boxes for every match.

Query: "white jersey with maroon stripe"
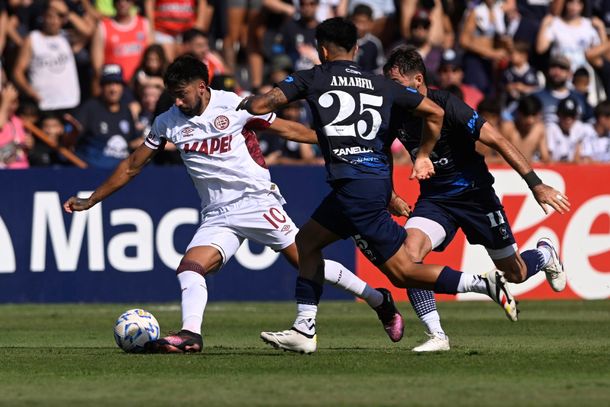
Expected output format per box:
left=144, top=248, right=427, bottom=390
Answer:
left=146, top=89, right=278, bottom=213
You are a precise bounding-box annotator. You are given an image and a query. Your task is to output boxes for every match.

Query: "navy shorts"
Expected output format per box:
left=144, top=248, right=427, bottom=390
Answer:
left=410, top=188, right=516, bottom=254
left=312, top=178, right=406, bottom=266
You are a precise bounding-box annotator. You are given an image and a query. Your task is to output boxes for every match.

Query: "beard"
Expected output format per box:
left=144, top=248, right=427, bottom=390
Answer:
left=180, top=98, right=203, bottom=117
left=548, top=78, right=567, bottom=89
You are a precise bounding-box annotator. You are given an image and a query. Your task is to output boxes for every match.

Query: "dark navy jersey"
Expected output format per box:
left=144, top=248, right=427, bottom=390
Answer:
left=391, top=88, right=494, bottom=198
left=276, top=60, right=424, bottom=181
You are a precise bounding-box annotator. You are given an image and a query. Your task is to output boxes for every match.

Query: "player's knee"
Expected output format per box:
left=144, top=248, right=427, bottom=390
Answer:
left=176, top=259, right=207, bottom=276
left=404, top=240, right=425, bottom=263
left=295, top=230, right=316, bottom=254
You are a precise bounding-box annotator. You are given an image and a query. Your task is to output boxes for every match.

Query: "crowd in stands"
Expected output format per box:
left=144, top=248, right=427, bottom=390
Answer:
left=0, top=0, right=609, bottom=169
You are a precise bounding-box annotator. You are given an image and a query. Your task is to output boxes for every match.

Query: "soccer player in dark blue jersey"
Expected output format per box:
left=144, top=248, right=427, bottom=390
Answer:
left=384, top=46, right=570, bottom=352
left=239, top=18, right=519, bottom=354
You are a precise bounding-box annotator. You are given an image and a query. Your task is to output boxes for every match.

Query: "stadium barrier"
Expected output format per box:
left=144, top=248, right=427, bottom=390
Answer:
left=0, top=165, right=608, bottom=302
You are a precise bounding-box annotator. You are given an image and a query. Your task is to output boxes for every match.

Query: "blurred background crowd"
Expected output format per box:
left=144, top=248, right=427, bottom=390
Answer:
left=0, top=0, right=609, bottom=169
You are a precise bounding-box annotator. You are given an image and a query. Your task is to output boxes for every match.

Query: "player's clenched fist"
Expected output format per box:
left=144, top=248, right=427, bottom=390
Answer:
left=63, top=197, right=94, bottom=213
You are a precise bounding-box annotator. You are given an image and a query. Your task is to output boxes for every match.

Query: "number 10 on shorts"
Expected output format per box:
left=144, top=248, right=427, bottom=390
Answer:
left=263, top=207, right=293, bottom=234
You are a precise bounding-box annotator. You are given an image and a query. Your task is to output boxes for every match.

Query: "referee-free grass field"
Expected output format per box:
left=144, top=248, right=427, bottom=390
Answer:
left=1, top=300, right=609, bottom=407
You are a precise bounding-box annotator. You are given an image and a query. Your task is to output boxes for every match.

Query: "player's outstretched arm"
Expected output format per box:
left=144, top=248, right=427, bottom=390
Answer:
left=236, top=88, right=290, bottom=115
left=267, top=118, right=317, bottom=144
left=478, top=122, right=571, bottom=214
left=63, top=143, right=158, bottom=213
left=411, top=97, right=444, bottom=180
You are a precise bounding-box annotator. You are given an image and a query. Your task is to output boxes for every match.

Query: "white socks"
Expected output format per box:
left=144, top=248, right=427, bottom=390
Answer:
left=293, top=303, right=317, bottom=337
left=323, top=259, right=383, bottom=308
left=178, top=271, right=208, bottom=335
left=457, top=273, right=488, bottom=294
left=421, top=311, right=445, bottom=338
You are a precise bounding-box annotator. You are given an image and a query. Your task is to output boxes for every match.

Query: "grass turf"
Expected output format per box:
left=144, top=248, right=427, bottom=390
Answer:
left=0, top=300, right=608, bottom=406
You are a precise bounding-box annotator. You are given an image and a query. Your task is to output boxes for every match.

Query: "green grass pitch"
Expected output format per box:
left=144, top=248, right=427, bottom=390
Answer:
left=0, top=300, right=609, bottom=406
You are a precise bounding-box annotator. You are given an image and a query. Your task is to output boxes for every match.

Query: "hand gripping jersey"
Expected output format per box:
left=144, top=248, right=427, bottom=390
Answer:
left=276, top=60, right=424, bottom=182
left=391, top=88, right=493, bottom=198
left=145, top=89, right=278, bottom=213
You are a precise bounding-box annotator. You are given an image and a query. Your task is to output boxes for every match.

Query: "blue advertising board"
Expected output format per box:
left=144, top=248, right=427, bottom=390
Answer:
left=0, top=166, right=355, bottom=303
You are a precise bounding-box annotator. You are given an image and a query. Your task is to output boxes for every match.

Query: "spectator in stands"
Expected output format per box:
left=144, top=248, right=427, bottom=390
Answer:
left=536, top=0, right=606, bottom=73
left=263, top=0, right=347, bottom=23
left=545, top=96, right=596, bottom=162
left=258, top=102, right=321, bottom=165
left=69, top=64, right=141, bottom=169
left=28, top=113, right=67, bottom=166
left=476, top=96, right=507, bottom=164
left=351, top=3, right=385, bottom=73
left=585, top=38, right=610, bottom=99
left=145, top=0, right=209, bottom=60
left=0, top=82, right=31, bottom=169
left=12, top=1, right=81, bottom=114
left=403, top=8, right=443, bottom=79
left=501, top=95, right=550, bottom=163
left=0, top=0, right=8, bottom=56
left=225, top=0, right=267, bottom=90
left=578, top=100, right=610, bottom=162
left=437, top=49, right=484, bottom=109
left=572, top=67, right=590, bottom=95
left=533, top=55, right=593, bottom=123
left=347, top=0, right=396, bottom=44
left=181, top=28, right=228, bottom=85
left=502, top=40, right=541, bottom=104
left=459, top=0, right=511, bottom=96
left=399, top=0, right=454, bottom=49
left=136, top=83, right=163, bottom=137
left=280, top=0, right=320, bottom=71
left=91, top=0, right=152, bottom=96
left=132, top=44, right=168, bottom=98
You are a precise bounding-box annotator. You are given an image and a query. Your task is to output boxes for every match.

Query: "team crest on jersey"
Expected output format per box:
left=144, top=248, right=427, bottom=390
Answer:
left=181, top=127, right=195, bottom=137
left=214, top=115, right=230, bottom=130
left=119, top=120, right=130, bottom=134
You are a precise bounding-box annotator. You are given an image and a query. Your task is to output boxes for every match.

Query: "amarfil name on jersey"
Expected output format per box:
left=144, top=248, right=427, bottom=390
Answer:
left=183, top=135, right=233, bottom=154
left=330, top=76, right=374, bottom=90
left=333, top=146, right=373, bottom=156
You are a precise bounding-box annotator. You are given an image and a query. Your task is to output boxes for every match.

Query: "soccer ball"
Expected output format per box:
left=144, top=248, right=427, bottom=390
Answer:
left=113, top=308, right=160, bottom=353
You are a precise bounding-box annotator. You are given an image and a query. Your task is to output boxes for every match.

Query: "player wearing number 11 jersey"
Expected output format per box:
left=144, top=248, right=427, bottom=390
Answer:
left=240, top=17, right=520, bottom=354
left=63, top=55, right=408, bottom=353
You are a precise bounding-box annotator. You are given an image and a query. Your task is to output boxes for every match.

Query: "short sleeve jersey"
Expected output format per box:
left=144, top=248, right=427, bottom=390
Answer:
left=391, top=88, right=493, bottom=198
left=146, top=89, right=278, bottom=213
left=276, top=60, right=424, bottom=181
left=545, top=120, right=595, bottom=162
left=75, top=98, right=138, bottom=169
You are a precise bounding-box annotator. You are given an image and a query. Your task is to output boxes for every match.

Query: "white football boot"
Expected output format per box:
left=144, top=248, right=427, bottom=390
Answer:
left=260, top=329, right=317, bottom=354
left=537, top=238, right=567, bottom=292
left=412, top=332, right=450, bottom=352
left=483, top=269, right=519, bottom=322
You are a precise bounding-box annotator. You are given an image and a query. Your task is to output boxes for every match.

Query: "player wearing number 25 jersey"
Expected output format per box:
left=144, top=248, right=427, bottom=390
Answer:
left=243, top=18, right=520, bottom=355
left=276, top=61, right=424, bottom=181
left=63, top=55, right=403, bottom=354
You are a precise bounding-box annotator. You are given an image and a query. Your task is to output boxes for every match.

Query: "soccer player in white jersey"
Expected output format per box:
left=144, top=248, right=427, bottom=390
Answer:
left=63, top=55, right=404, bottom=353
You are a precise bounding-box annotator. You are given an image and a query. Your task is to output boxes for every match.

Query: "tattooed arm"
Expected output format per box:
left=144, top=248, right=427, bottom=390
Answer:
left=237, top=88, right=290, bottom=115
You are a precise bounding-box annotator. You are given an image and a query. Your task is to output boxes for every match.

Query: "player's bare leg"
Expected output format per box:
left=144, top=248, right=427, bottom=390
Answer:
left=403, top=228, right=449, bottom=352
left=146, top=246, right=222, bottom=353
left=493, top=238, right=566, bottom=291
left=380, top=245, right=518, bottom=321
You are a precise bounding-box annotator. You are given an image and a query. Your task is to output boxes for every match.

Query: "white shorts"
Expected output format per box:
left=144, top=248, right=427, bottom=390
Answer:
left=186, top=193, right=298, bottom=266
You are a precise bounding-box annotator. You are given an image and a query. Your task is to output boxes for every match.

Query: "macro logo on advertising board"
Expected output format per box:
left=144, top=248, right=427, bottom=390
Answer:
left=0, top=166, right=352, bottom=302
